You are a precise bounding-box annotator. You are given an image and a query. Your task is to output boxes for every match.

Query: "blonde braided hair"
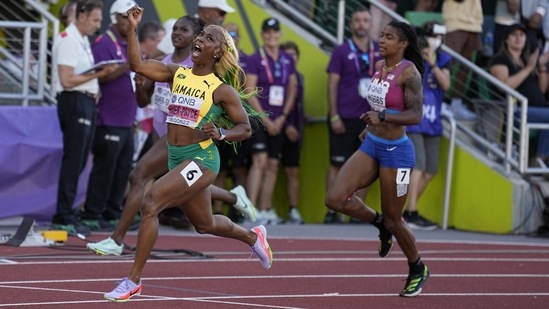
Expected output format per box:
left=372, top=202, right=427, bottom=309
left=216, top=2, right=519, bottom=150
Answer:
left=206, top=25, right=264, bottom=147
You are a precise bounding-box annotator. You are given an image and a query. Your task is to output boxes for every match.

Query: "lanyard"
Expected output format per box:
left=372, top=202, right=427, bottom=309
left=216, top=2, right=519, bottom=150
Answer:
left=80, top=41, right=94, bottom=66
left=348, top=39, right=374, bottom=77
left=106, top=29, right=126, bottom=61
left=259, top=47, right=287, bottom=85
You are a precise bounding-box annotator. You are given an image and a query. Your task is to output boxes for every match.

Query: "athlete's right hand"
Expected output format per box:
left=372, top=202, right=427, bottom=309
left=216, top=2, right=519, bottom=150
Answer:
left=127, top=5, right=143, bottom=28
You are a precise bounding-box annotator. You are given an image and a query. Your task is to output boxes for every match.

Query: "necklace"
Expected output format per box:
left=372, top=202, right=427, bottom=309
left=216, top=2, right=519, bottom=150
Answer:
left=382, top=60, right=403, bottom=71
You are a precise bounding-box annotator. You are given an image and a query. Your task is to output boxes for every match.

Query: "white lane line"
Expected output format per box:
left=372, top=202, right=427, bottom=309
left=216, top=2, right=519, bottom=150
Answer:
left=0, top=291, right=548, bottom=307
left=2, top=273, right=549, bottom=285
left=2, top=256, right=549, bottom=266
left=0, top=259, right=16, bottom=264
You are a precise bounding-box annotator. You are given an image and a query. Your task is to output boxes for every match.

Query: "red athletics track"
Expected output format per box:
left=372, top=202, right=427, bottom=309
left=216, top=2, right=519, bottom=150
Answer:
left=1, top=227, right=549, bottom=308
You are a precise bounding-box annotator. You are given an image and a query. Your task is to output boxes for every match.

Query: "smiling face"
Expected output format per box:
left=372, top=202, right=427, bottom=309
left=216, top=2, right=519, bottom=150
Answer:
left=172, top=18, right=198, bottom=50
left=378, top=25, right=407, bottom=58
left=261, top=28, right=281, bottom=49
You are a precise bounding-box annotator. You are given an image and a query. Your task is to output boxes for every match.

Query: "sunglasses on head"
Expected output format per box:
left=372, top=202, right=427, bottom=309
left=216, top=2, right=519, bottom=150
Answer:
left=274, top=62, right=281, bottom=78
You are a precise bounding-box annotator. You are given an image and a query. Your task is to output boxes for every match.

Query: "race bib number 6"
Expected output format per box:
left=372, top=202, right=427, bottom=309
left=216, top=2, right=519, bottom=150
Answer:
left=180, top=161, right=203, bottom=187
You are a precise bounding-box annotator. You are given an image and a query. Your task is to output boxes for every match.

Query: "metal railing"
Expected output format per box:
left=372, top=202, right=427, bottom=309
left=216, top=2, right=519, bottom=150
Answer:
left=0, top=20, right=47, bottom=106
left=0, top=0, right=59, bottom=106
left=441, top=111, right=456, bottom=230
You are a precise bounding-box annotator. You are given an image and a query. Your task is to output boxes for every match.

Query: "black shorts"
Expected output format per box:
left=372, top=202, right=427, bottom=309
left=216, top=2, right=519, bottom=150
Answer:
left=328, top=117, right=365, bottom=166
left=217, top=138, right=252, bottom=171
left=281, top=135, right=300, bottom=167
left=250, top=125, right=284, bottom=160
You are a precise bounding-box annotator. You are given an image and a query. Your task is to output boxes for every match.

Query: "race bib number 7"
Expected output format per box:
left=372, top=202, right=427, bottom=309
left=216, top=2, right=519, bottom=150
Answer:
left=396, top=168, right=411, bottom=197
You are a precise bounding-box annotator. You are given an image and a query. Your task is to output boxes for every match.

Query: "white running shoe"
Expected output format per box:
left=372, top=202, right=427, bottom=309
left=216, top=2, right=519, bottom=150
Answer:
left=86, top=237, right=123, bottom=256
left=255, top=210, right=269, bottom=225
left=230, top=185, right=257, bottom=223
left=265, top=208, right=283, bottom=225
left=250, top=225, right=273, bottom=269
left=287, top=208, right=304, bottom=224
left=104, top=277, right=142, bottom=302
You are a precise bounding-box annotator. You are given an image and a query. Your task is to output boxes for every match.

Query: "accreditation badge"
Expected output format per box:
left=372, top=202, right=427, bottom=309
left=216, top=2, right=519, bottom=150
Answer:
left=358, top=78, right=371, bottom=98
left=268, top=85, right=284, bottom=106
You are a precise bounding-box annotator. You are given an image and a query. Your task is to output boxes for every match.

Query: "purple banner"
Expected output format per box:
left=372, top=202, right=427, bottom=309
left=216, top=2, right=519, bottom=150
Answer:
left=0, top=106, right=90, bottom=222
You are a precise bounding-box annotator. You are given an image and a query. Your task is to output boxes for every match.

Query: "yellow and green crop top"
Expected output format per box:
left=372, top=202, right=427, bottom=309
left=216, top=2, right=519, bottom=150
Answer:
left=166, top=67, right=224, bottom=129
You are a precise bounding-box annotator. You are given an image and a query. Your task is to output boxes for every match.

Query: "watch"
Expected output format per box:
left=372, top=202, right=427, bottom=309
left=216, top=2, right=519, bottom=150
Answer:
left=379, top=110, right=386, bottom=122
left=218, top=128, right=226, bottom=141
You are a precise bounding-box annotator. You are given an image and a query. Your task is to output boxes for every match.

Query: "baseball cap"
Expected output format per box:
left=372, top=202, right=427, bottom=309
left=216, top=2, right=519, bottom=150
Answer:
left=262, top=18, right=280, bottom=32
left=110, top=0, right=136, bottom=24
left=198, top=0, right=235, bottom=13
left=420, top=22, right=447, bottom=37
left=507, top=22, right=526, bottom=35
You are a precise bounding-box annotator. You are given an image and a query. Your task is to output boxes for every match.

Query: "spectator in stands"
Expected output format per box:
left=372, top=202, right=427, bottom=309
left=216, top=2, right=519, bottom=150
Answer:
left=522, top=0, right=548, bottom=51
left=325, top=6, right=381, bottom=223
left=369, top=0, right=398, bottom=41
left=490, top=22, right=549, bottom=166
left=442, top=0, right=482, bottom=110
left=51, top=0, right=117, bottom=236
left=245, top=17, right=298, bottom=225
left=494, top=0, right=548, bottom=54
left=540, top=2, right=549, bottom=53
left=494, top=0, right=520, bottom=55
left=414, top=0, right=439, bottom=11
left=78, top=0, right=138, bottom=232
left=280, top=40, right=305, bottom=224
left=404, top=22, right=452, bottom=230
left=213, top=22, right=252, bottom=222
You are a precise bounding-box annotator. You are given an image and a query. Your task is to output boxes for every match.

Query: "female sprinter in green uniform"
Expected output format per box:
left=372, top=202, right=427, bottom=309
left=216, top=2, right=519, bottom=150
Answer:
left=104, top=6, right=272, bottom=302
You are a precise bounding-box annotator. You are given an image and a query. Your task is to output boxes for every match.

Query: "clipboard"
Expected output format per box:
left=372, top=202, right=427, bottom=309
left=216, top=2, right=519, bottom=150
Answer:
left=75, top=59, right=124, bottom=75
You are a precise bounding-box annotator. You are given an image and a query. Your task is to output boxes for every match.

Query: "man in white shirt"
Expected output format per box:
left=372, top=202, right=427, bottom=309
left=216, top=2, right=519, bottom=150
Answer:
left=51, top=0, right=116, bottom=236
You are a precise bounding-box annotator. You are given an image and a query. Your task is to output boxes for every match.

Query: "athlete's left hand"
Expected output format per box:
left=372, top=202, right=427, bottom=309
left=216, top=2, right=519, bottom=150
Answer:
left=361, top=111, right=381, bottom=126
left=201, top=122, right=221, bottom=139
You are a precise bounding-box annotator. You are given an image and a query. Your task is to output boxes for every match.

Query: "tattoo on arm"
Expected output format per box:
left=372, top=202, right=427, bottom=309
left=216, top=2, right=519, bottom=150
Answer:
left=403, top=68, right=423, bottom=120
